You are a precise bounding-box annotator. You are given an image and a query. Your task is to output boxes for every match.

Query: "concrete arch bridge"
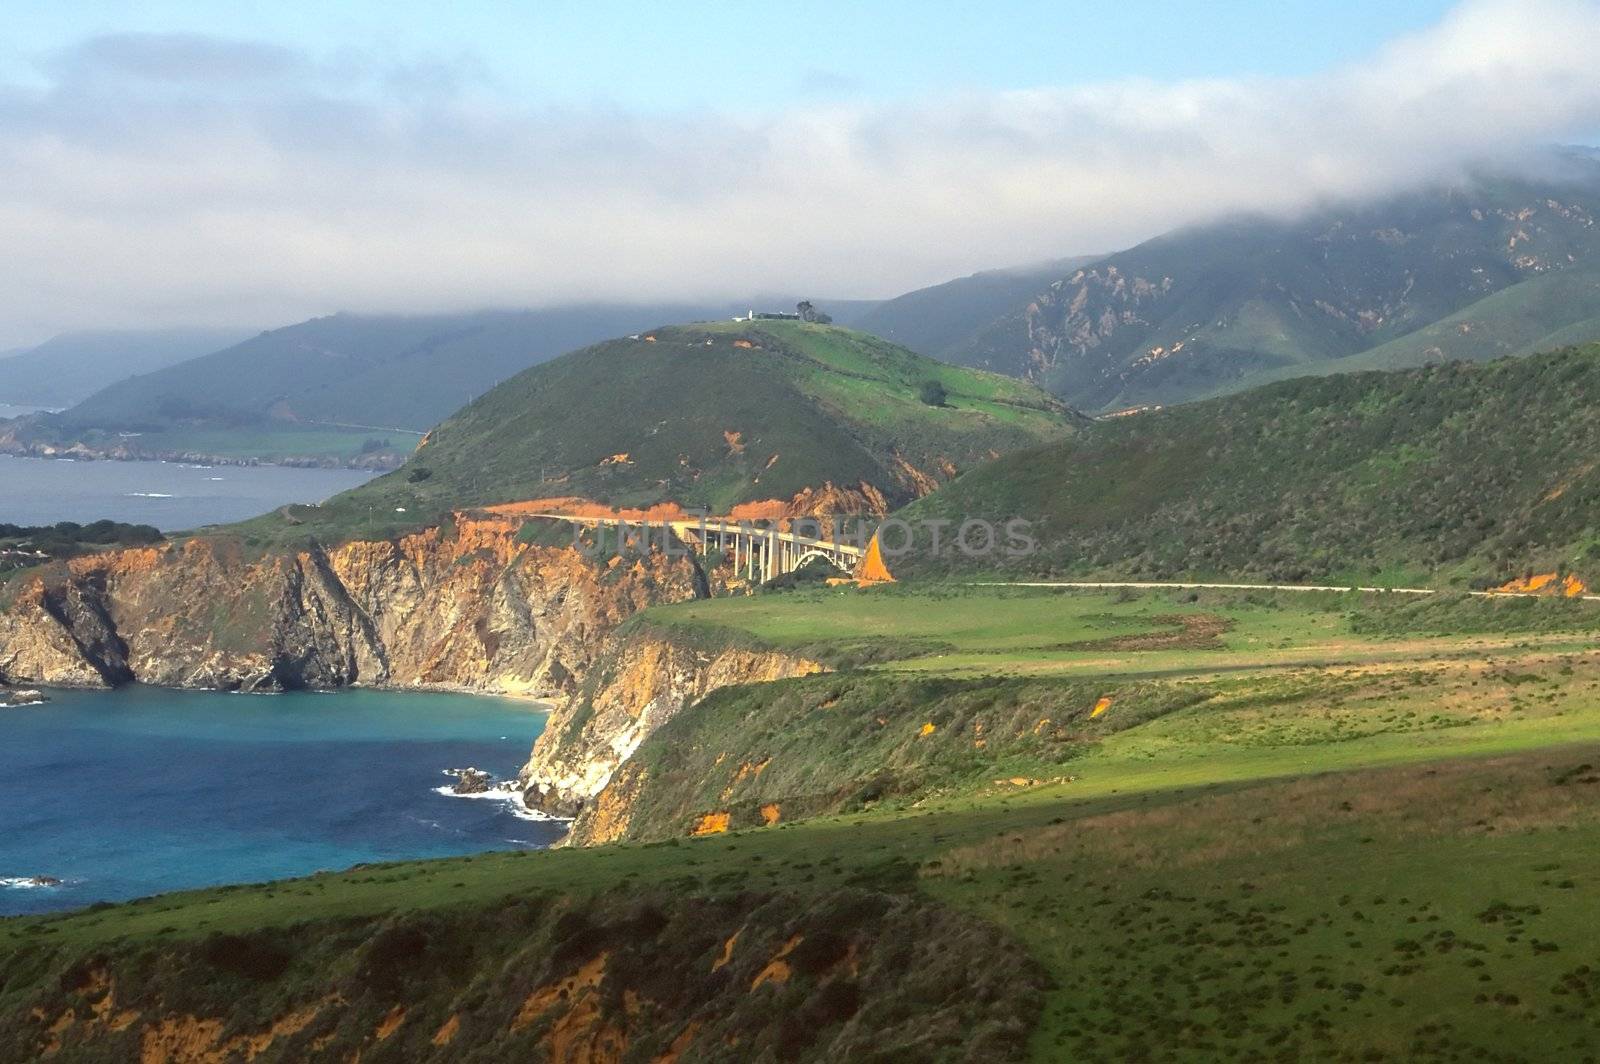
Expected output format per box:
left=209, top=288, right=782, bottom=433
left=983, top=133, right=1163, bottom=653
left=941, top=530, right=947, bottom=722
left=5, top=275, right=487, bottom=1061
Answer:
left=527, top=513, right=866, bottom=582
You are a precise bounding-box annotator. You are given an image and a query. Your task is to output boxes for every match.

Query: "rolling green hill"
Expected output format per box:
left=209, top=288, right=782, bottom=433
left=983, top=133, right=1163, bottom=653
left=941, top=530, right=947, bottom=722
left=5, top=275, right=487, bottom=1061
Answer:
left=56, top=307, right=757, bottom=434
left=942, top=163, right=1600, bottom=411
left=238, top=321, right=1076, bottom=542
left=893, top=343, right=1600, bottom=586
left=1223, top=265, right=1600, bottom=391
left=5, top=303, right=876, bottom=464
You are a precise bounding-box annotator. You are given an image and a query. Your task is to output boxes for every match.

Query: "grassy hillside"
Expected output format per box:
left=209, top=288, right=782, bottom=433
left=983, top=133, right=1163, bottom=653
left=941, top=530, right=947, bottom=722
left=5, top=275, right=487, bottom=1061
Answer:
left=849, top=255, right=1098, bottom=359
left=1224, top=265, right=1600, bottom=391
left=7, top=584, right=1600, bottom=1060
left=892, top=343, right=1600, bottom=586
left=0, top=328, right=251, bottom=409
left=231, top=321, right=1075, bottom=544
left=944, top=164, right=1600, bottom=410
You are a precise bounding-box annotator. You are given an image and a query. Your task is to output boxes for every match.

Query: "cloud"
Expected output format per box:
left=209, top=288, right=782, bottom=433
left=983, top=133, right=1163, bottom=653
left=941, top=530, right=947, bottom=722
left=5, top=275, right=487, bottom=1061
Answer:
left=2, top=0, right=1600, bottom=345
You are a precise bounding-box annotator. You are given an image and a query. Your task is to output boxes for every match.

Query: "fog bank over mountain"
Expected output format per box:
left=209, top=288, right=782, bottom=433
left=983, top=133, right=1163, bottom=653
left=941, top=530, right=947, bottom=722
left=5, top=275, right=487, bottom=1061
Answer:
left=2, top=0, right=1599, bottom=346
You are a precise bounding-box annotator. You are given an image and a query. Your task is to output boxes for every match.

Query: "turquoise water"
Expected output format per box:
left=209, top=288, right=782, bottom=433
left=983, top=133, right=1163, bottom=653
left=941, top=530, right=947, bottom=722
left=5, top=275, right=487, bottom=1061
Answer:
left=0, top=686, right=564, bottom=915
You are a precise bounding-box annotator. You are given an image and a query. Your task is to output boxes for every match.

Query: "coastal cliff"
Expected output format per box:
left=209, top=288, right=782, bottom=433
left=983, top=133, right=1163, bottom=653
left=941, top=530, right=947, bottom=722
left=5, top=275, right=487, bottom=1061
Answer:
left=520, top=627, right=822, bottom=828
left=0, top=514, right=705, bottom=695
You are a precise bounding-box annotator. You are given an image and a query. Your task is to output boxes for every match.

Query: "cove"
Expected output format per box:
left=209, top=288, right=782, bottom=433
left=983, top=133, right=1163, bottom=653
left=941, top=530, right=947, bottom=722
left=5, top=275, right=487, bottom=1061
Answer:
left=0, top=685, right=564, bottom=915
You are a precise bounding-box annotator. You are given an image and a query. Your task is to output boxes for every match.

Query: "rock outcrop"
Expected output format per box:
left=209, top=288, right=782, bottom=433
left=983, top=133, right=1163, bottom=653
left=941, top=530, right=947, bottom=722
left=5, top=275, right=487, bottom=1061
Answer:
left=520, top=628, right=822, bottom=830
left=0, top=514, right=706, bottom=695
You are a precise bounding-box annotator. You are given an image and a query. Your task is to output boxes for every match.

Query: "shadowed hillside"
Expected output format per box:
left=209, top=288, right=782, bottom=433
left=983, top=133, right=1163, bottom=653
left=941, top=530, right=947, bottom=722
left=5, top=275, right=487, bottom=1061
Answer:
left=893, top=343, right=1600, bottom=585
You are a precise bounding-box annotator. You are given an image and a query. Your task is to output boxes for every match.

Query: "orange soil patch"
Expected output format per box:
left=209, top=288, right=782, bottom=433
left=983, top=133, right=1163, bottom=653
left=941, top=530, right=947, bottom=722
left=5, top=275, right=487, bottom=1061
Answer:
left=692, top=811, right=732, bottom=836
left=719, top=758, right=770, bottom=800
left=652, top=1022, right=703, bottom=1064
left=431, top=1014, right=461, bottom=1047
left=1495, top=571, right=1589, bottom=597
left=513, top=953, right=609, bottom=1033
left=373, top=1005, right=405, bottom=1042
left=722, top=430, right=745, bottom=454
left=1090, top=696, right=1113, bottom=719
left=759, top=802, right=782, bottom=825
left=919, top=722, right=936, bottom=736
left=750, top=935, right=804, bottom=991
left=711, top=930, right=742, bottom=972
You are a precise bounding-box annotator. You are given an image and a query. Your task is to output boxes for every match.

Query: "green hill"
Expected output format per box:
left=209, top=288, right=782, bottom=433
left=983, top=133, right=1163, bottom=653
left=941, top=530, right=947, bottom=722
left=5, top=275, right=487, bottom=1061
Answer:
left=57, top=306, right=758, bottom=434
left=893, top=343, right=1600, bottom=586
left=239, top=321, right=1076, bottom=542
left=942, top=164, right=1600, bottom=411
left=1224, top=265, right=1600, bottom=390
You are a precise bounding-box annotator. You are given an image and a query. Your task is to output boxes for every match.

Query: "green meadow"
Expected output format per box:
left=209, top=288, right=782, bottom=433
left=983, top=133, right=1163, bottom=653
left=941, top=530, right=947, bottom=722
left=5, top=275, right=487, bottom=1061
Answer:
left=7, top=585, right=1600, bottom=1060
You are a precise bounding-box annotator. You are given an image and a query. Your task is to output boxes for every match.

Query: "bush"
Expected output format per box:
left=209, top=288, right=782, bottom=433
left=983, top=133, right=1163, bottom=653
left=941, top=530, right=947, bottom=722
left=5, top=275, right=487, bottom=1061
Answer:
left=918, top=380, right=948, bottom=407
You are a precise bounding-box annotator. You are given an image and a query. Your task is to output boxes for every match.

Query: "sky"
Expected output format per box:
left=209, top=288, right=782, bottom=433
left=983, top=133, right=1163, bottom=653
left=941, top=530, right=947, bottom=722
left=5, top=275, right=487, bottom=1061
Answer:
left=2, top=0, right=1599, bottom=347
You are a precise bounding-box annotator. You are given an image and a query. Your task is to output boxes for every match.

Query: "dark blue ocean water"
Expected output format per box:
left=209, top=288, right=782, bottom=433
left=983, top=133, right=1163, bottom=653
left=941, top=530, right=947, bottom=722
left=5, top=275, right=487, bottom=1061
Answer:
left=0, top=685, right=565, bottom=915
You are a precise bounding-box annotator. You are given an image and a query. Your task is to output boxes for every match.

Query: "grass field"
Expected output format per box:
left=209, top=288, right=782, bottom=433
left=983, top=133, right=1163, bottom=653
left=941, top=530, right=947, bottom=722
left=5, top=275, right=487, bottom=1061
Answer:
left=6, top=585, right=1600, bottom=1060
left=122, top=427, right=415, bottom=462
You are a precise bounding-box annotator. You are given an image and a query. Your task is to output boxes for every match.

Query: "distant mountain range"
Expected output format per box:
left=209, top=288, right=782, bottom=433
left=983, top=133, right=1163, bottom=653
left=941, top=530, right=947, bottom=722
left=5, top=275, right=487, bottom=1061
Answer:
left=0, top=328, right=253, bottom=409
left=13, top=155, right=1600, bottom=463
left=931, top=159, right=1600, bottom=410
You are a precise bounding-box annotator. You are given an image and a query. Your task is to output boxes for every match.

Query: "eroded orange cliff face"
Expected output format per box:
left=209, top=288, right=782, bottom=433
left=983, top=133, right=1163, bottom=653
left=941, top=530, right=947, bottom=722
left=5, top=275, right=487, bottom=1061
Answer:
left=0, top=514, right=705, bottom=695
left=520, top=630, right=822, bottom=825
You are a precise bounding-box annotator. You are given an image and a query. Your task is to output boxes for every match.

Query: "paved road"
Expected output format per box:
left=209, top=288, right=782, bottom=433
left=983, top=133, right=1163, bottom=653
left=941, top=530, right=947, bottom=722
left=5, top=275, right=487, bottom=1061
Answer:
left=970, top=580, right=1600, bottom=603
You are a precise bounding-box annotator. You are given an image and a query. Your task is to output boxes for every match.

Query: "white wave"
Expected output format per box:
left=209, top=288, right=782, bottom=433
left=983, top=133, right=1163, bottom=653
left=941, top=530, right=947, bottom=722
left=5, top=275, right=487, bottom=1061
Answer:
left=1, top=876, right=69, bottom=890
left=124, top=492, right=175, bottom=498
left=431, top=783, right=571, bottom=823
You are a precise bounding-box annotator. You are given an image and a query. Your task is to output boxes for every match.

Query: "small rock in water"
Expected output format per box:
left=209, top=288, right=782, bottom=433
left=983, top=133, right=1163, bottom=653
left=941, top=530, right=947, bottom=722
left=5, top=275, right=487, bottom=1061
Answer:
left=446, top=767, right=493, bottom=794
left=0, top=688, right=47, bottom=708
left=29, top=876, right=62, bottom=887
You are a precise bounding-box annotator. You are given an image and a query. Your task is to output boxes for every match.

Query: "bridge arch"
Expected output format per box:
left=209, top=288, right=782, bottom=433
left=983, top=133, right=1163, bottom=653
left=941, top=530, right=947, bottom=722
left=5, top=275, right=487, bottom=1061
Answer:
left=793, top=549, right=853, bottom=575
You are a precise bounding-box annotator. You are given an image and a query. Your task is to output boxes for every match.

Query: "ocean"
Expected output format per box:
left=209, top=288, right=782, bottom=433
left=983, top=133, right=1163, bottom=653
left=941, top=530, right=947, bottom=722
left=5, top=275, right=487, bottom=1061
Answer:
left=0, top=453, right=376, bottom=530
left=0, top=686, right=565, bottom=915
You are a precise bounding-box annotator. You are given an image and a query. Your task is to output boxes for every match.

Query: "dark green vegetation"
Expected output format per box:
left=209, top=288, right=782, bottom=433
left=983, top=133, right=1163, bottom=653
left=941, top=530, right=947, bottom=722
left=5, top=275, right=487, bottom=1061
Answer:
left=0, top=520, right=162, bottom=575
left=933, top=162, right=1600, bottom=410
left=6, top=586, right=1600, bottom=1061
left=0, top=328, right=250, bottom=409
left=895, top=343, right=1600, bottom=586
left=2, top=886, right=1038, bottom=1062
left=233, top=321, right=1074, bottom=545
